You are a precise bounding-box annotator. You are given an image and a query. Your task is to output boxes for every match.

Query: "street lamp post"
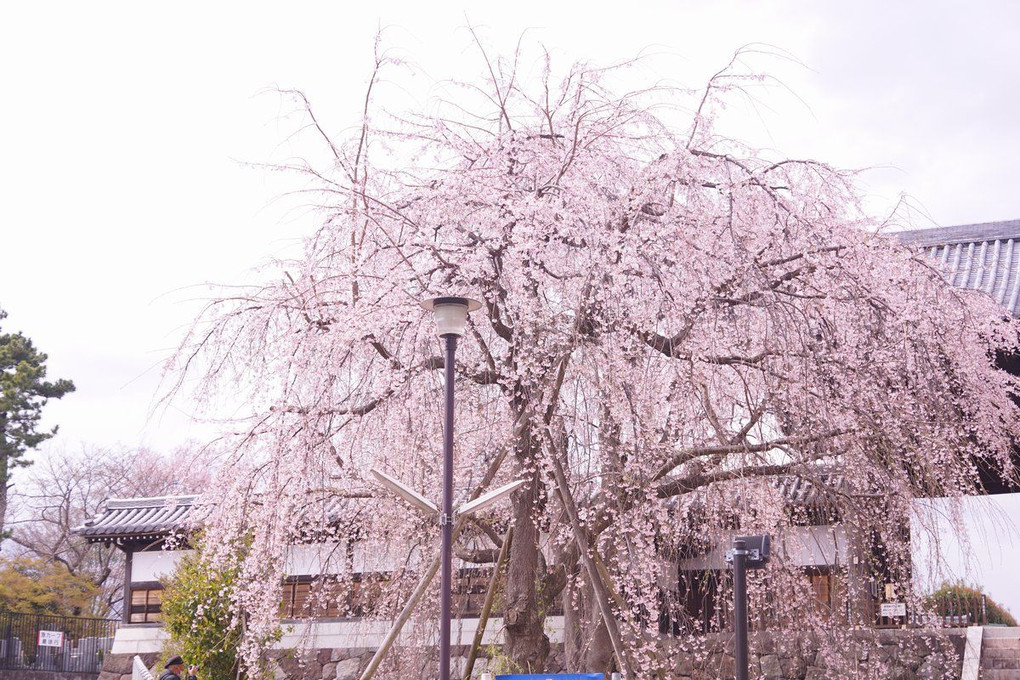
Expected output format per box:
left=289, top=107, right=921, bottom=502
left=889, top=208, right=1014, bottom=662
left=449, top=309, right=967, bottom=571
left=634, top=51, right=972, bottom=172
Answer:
left=421, top=295, right=481, bottom=680
left=731, top=539, right=750, bottom=680
left=726, top=534, right=770, bottom=680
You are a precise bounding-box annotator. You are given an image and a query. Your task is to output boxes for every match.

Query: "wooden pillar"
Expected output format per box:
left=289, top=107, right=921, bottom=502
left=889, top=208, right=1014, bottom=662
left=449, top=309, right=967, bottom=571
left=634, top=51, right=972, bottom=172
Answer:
left=122, top=544, right=133, bottom=624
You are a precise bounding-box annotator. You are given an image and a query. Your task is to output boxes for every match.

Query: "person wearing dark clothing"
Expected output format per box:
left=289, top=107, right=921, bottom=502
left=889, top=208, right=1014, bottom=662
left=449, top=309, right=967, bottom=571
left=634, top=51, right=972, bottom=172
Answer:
left=158, top=655, right=197, bottom=680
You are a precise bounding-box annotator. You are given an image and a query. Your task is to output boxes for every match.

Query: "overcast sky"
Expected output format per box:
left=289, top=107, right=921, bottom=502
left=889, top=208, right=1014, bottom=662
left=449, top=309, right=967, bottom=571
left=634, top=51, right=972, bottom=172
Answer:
left=2, top=1, right=1019, bottom=614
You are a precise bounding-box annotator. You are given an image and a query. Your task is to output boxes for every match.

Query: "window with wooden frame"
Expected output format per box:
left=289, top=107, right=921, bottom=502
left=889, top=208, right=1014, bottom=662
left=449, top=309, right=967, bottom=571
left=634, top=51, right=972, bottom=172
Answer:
left=280, top=579, right=317, bottom=619
left=129, top=584, right=163, bottom=623
left=280, top=576, right=378, bottom=619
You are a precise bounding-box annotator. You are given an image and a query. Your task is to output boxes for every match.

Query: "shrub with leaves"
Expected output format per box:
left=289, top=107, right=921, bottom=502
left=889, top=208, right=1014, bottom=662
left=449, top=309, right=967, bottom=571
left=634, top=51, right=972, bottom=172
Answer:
left=926, top=582, right=1018, bottom=627
left=0, top=554, right=98, bottom=616
left=160, top=540, right=247, bottom=680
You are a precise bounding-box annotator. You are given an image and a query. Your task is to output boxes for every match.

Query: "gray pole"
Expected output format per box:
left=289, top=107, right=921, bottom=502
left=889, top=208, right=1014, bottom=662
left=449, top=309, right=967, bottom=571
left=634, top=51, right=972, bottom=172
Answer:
left=439, top=334, right=458, bottom=680
left=733, top=538, right=749, bottom=680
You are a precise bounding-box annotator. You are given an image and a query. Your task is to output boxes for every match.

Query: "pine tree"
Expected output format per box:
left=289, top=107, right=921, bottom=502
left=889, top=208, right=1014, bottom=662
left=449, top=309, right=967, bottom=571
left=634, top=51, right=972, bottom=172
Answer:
left=0, top=309, right=74, bottom=542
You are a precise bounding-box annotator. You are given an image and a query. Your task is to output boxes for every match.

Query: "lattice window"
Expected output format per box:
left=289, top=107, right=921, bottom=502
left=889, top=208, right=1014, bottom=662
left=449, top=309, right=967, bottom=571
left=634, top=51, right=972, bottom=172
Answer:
left=129, top=587, right=163, bottom=623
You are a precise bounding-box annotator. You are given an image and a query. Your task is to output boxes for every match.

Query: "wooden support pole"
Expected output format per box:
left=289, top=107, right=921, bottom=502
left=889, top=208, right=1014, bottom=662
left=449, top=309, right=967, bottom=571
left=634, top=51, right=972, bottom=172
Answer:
left=358, top=446, right=510, bottom=680
left=462, top=526, right=514, bottom=680
left=546, top=453, right=633, bottom=678
left=358, top=549, right=443, bottom=680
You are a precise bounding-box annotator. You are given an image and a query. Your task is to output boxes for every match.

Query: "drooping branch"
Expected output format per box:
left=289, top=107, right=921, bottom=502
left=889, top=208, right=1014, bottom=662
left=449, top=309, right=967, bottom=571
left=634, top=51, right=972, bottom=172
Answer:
left=656, top=462, right=804, bottom=498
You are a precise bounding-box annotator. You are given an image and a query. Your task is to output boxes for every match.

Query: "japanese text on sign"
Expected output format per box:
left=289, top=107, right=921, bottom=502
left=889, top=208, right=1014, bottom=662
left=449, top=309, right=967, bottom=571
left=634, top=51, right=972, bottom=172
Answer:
left=37, top=630, right=65, bottom=647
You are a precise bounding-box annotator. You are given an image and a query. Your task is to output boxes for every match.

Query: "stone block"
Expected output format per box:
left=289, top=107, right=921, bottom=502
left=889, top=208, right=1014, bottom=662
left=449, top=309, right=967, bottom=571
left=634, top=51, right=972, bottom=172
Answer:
left=916, top=656, right=955, bottom=680
left=760, top=654, right=781, bottom=679
left=102, top=653, right=136, bottom=675
left=779, top=654, right=808, bottom=678
left=335, top=656, right=361, bottom=680
left=805, top=666, right=828, bottom=680
left=716, top=654, right=735, bottom=678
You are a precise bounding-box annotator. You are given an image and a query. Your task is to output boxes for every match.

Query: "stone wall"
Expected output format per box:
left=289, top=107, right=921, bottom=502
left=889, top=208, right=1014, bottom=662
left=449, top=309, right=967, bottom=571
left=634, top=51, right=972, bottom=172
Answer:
left=3, top=672, right=101, bottom=680
left=99, top=629, right=964, bottom=679
left=265, top=646, right=566, bottom=680
left=98, top=651, right=159, bottom=680
left=669, top=630, right=964, bottom=680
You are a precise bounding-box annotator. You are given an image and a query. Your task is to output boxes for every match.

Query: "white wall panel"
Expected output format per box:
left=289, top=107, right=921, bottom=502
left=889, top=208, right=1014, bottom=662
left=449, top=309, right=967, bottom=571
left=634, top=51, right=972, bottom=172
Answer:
left=132, top=550, right=190, bottom=582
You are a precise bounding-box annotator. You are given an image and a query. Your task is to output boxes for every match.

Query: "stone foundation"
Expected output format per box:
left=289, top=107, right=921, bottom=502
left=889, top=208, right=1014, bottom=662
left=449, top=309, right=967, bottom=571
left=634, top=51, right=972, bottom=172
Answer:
left=100, top=629, right=964, bottom=679
left=666, top=630, right=964, bottom=680
left=98, top=652, right=159, bottom=680
left=3, top=672, right=103, bottom=680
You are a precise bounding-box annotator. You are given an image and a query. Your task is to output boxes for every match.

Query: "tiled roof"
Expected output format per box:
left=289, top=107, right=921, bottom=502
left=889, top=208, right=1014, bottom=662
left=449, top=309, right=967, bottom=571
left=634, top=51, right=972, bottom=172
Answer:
left=895, top=219, right=1020, bottom=316
left=774, top=472, right=845, bottom=508
left=73, top=494, right=362, bottom=543
left=72, top=495, right=197, bottom=542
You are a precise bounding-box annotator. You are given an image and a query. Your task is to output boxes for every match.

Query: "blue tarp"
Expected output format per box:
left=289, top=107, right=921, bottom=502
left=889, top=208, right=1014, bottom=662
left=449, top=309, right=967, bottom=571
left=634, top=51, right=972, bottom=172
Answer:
left=496, top=675, right=603, bottom=680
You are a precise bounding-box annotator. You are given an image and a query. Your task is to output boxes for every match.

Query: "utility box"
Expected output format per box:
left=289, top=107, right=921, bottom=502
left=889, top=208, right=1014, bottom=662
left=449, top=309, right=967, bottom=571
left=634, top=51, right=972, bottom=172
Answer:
left=725, top=534, right=771, bottom=570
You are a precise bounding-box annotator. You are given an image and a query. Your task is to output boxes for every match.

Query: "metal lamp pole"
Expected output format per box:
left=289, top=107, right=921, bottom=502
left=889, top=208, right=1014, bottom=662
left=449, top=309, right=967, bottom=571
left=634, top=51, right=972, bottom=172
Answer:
left=727, top=534, right=768, bottom=680
left=732, top=538, right=749, bottom=680
left=421, top=296, right=480, bottom=680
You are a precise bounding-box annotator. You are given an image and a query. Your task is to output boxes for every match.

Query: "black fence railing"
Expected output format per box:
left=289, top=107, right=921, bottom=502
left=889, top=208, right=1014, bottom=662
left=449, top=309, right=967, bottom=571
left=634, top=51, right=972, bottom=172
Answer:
left=0, top=611, right=119, bottom=674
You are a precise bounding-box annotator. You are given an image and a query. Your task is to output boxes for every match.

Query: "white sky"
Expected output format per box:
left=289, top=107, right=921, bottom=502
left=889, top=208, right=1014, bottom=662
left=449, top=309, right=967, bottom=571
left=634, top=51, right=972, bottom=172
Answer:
left=2, top=0, right=1019, bottom=616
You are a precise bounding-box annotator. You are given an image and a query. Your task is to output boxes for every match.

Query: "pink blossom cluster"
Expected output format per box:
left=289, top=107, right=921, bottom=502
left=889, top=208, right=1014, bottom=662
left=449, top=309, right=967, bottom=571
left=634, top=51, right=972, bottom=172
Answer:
left=169, top=43, right=1017, bottom=678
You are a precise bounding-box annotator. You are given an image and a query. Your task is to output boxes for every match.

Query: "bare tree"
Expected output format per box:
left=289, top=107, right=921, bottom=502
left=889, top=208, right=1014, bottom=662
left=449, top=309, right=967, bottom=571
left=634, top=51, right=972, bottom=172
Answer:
left=7, top=444, right=212, bottom=616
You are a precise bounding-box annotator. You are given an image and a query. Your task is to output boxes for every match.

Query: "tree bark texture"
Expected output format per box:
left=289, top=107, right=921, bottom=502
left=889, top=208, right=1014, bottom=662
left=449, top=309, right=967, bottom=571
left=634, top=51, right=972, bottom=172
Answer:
left=502, top=449, right=550, bottom=671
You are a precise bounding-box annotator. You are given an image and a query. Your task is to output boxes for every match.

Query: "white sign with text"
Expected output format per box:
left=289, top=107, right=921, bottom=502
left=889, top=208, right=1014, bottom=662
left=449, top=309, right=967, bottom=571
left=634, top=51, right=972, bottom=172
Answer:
left=37, top=630, right=64, bottom=647
left=880, top=602, right=907, bottom=618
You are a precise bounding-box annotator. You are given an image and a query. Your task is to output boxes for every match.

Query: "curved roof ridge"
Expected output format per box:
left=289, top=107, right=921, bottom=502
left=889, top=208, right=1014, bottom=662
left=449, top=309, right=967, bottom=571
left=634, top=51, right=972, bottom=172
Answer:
left=103, top=494, right=199, bottom=509
left=894, top=219, right=1020, bottom=247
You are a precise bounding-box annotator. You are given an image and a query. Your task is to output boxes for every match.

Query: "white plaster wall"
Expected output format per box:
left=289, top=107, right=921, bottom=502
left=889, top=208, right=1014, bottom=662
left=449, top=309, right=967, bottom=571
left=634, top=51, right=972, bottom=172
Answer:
left=110, top=625, right=169, bottom=655
left=132, top=550, right=192, bottom=582
left=676, top=526, right=848, bottom=571
left=109, top=615, right=567, bottom=655
left=783, top=525, right=848, bottom=567
left=272, top=615, right=565, bottom=650
left=350, top=538, right=424, bottom=573
left=286, top=542, right=345, bottom=576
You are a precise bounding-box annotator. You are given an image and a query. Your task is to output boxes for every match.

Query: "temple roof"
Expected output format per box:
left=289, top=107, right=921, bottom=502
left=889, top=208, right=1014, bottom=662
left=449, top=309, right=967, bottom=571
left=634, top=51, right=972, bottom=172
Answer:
left=774, top=472, right=845, bottom=508
left=72, top=495, right=197, bottom=543
left=895, top=219, right=1020, bottom=317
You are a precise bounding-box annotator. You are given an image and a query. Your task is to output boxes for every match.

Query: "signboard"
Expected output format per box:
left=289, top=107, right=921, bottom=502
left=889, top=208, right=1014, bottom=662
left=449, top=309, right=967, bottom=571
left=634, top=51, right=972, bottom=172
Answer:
left=880, top=602, right=907, bottom=618
left=37, top=630, right=65, bottom=648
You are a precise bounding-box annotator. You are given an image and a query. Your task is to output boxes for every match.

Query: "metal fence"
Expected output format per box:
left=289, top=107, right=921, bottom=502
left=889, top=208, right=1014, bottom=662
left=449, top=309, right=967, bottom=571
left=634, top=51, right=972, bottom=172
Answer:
left=871, top=597, right=990, bottom=629
left=0, top=611, right=119, bottom=674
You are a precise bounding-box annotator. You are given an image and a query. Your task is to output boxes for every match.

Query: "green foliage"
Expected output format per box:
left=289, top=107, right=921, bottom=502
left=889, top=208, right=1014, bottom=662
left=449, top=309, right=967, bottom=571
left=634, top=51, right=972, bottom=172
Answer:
left=0, top=309, right=75, bottom=464
left=160, top=546, right=242, bottom=680
left=0, top=308, right=75, bottom=535
left=926, top=582, right=1018, bottom=626
left=0, top=555, right=98, bottom=616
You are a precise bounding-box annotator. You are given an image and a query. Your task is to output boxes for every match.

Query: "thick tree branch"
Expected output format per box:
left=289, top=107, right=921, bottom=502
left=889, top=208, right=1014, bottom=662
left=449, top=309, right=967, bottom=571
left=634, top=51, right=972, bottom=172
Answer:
left=652, top=429, right=848, bottom=482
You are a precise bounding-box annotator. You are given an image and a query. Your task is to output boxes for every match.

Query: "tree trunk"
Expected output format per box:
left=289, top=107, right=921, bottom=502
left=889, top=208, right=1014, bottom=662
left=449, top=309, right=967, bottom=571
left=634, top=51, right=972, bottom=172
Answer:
left=563, top=576, right=614, bottom=674
left=502, top=461, right=549, bottom=671
left=563, top=572, right=590, bottom=670
left=584, top=618, right=613, bottom=674
left=0, top=450, right=8, bottom=550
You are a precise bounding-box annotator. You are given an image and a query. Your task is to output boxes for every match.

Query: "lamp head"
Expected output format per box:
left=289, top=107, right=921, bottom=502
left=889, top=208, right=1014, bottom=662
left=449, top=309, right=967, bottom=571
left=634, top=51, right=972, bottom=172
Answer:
left=420, top=296, right=482, bottom=337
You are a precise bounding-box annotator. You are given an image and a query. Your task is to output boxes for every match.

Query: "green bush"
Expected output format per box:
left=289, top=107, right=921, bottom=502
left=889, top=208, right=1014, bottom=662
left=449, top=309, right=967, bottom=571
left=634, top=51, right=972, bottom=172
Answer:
left=926, top=582, right=1017, bottom=627
left=160, top=541, right=244, bottom=680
